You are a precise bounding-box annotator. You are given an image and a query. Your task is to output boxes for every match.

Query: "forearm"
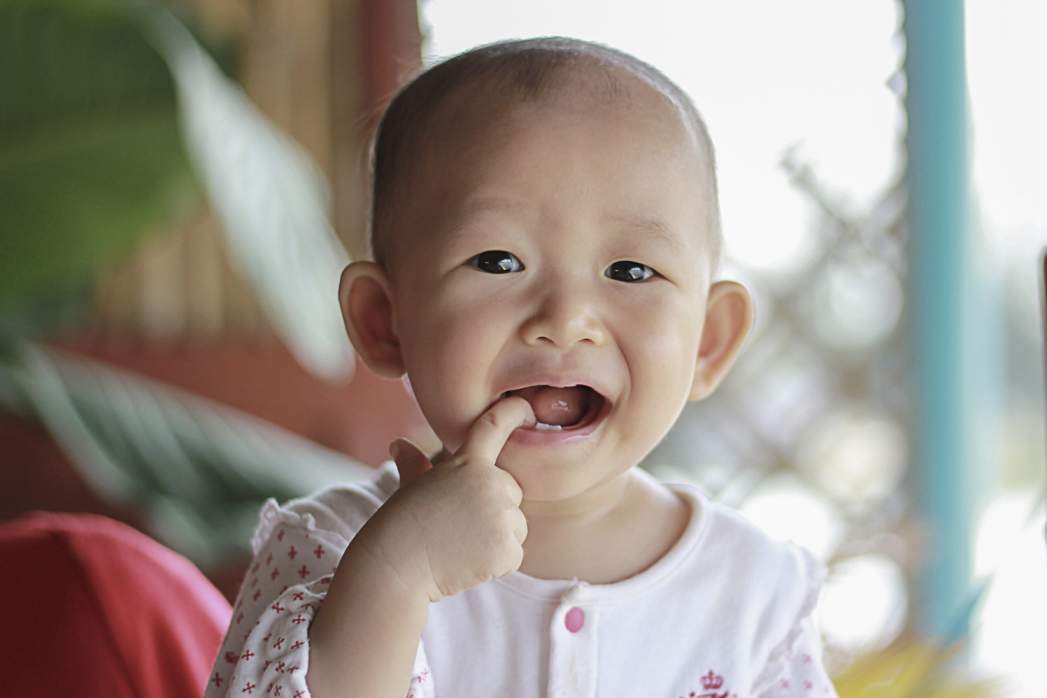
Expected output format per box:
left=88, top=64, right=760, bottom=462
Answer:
left=307, top=537, right=430, bottom=698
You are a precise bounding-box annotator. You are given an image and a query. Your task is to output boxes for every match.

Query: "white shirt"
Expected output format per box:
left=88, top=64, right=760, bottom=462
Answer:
left=206, top=461, right=837, bottom=698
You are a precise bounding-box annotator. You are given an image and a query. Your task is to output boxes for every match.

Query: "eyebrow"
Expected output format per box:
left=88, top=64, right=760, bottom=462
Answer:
left=451, top=197, right=688, bottom=256
left=458, top=196, right=532, bottom=217
left=602, top=212, right=688, bottom=256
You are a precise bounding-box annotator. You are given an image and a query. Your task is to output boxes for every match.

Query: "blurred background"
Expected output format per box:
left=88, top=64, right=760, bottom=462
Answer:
left=1, top=0, right=1043, bottom=695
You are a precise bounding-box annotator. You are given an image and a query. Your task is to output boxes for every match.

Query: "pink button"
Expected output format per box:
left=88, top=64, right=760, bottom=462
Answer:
left=564, top=606, right=585, bottom=633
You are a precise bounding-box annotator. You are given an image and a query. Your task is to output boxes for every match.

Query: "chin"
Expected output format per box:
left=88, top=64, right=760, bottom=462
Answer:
left=495, top=451, right=603, bottom=499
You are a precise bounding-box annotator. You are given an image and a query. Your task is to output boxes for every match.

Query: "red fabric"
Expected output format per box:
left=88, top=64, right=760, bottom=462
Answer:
left=0, top=511, right=232, bottom=698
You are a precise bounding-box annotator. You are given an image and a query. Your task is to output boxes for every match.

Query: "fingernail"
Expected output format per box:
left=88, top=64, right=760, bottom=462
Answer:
left=389, top=441, right=402, bottom=460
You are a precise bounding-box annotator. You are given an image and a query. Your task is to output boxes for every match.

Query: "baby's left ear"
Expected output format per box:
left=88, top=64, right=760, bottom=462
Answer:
left=689, top=280, right=755, bottom=401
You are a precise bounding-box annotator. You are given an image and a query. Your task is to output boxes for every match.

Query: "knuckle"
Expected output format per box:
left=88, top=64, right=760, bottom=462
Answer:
left=512, top=521, right=527, bottom=544
left=501, top=510, right=518, bottom=534
left=505, top=543, right=524, bottom=571
left=495, top=468, right=520, bottom=494
left=479, top=411, right=501, bottom=429
left=501, top=512, right=525, bottom=545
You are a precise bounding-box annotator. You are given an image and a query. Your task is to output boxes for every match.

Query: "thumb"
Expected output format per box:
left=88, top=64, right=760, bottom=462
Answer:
left=389, top=438, right=432, bottom=489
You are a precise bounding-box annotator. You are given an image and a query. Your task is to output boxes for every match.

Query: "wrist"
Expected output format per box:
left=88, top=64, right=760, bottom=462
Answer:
left=348, top=519, right=434, bottom=604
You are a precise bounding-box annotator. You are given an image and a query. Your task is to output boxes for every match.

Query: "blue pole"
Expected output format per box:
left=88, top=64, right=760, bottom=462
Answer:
left=903, top=0, right=981, bottom=644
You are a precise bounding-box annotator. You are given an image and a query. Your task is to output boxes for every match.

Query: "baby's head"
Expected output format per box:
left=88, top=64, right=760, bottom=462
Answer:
left=340, top=37, right=753, bottom=501
left=368, top=37, right=724, bottom=282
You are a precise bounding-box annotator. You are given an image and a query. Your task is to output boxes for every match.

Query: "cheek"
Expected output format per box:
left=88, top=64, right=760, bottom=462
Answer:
left=621, top=305, right=700, bottom=445
left=399, top=303, right=505, bottom=440
left=620, top=301, right=701, bottom=431
left=626, top=298, right=700, bottom=368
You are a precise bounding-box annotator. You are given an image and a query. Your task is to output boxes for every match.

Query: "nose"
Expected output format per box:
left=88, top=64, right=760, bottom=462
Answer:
left=519, top=277, right=607, bottom=348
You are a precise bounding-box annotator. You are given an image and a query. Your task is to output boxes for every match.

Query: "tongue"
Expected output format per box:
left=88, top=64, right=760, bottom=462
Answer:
left=511, top=385, right=591, bottom=426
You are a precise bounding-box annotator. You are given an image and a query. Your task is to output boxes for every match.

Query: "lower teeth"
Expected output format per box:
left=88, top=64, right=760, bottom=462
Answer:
left=535, top=422, right=563, bottom=431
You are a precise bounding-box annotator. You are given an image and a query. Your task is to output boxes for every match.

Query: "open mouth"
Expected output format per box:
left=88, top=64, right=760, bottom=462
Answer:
left=501, top=385, right=607, bottom=432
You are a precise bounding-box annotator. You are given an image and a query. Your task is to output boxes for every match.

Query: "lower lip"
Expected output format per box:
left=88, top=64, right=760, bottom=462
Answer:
left=507, top=394, right=612, bottom=446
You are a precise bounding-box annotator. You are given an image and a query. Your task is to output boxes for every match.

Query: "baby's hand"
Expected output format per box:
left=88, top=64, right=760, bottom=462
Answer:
left=353, top=396, right=536, bottom=603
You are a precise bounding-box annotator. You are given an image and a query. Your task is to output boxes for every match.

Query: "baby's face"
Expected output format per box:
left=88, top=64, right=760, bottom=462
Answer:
left=381, top=85, right=718, bottom=501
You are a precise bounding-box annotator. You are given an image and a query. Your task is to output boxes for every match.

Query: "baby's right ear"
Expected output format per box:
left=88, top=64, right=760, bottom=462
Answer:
left=338, top=261, right=405, bottom=379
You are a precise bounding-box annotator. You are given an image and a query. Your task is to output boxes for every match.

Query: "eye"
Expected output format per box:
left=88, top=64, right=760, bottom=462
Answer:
left=605, top=260, right=656, bottom=282
left=469, top=250, right=524, bottom=274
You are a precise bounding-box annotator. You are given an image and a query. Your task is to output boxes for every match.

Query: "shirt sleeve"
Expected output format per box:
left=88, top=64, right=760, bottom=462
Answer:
left=752, top=613, right=837, bottom=697
left=204, top=493, right=434, bottom=698
left=749, top=541, right=837, bottom=698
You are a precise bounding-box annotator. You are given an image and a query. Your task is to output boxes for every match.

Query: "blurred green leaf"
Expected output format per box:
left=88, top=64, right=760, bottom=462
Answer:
left=0, top=340, right=374, bottom=567
left=146, top=11, right=355, bottom=381
left=0, top=0, right=363, bottom=565
left=1, top=0, right=355, bottom=380
left=0, top=0, right=199, bottom=319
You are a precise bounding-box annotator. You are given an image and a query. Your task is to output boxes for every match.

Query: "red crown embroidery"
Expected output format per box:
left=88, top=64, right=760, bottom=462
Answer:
left=701, top=671, right=724, bottom=690
left=678, top=668, right=732, bottom=698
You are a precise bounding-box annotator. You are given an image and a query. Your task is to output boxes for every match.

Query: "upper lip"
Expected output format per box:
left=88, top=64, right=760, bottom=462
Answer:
left=499, top=373, right=615, bottom=404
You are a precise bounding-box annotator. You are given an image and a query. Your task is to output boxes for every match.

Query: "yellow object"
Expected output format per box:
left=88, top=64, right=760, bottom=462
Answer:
left=833, top=640, right=1003, bottom=698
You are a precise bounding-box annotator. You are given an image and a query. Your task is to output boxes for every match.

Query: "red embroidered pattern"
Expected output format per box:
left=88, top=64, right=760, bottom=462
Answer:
left=208, top=524, right=343, bottom=698
left=678, top=670, right=735, bottom=698
left=674, top=647, right=832, bottom=696
left=406, top=669, right=430, bottom=698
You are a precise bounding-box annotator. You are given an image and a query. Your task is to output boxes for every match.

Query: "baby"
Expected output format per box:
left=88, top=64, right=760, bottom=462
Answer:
left=207, top=37, right=837, bottom=698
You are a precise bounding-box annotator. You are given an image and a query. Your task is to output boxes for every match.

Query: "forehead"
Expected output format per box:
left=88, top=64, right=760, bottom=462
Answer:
left=432, top=66, right=705, bottom=161
left=381, top=66, right=719, bottom=285
left=421, top=75, right=710, bottom=213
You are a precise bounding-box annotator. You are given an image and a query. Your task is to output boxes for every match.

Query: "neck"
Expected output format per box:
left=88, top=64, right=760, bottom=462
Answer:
left=516, top=470, right=641, bottom=582
left=515, top=468, right=691, bottom=584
